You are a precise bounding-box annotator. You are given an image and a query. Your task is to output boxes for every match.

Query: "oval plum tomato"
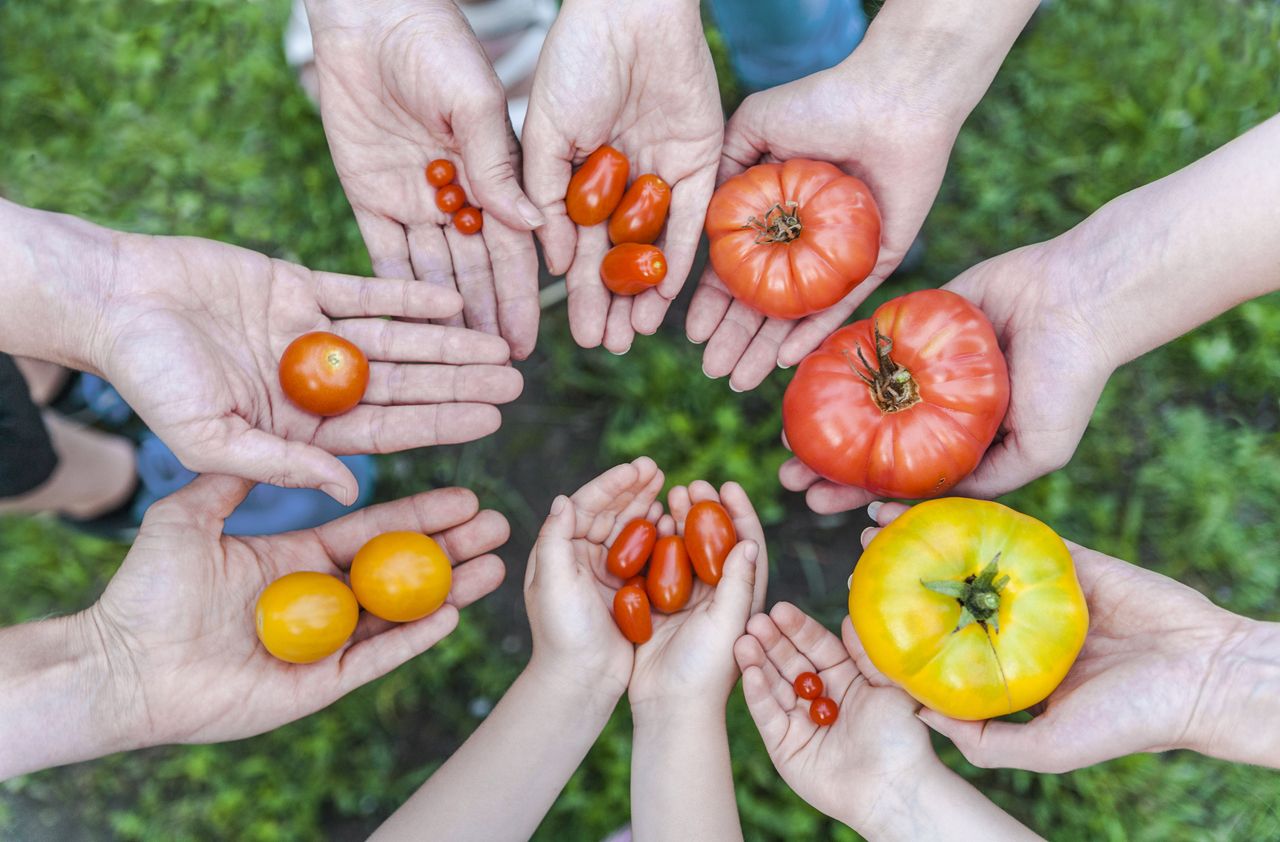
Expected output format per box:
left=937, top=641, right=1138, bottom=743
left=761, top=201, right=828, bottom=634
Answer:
left=255, top=571, right=359, bottom=664
left=607, top=518, right=658, bottom=579
left=793, top=671, right=823, bottom=701
left=566, top=146, right=629, bottom=226
left=809, top=697, right=839, bottom=726
left=453, top=206, right=483, bottom=235
left=613, top=582, right=653, bottom=644
left=436, top=184, right=466, bottom=214
left=600, top=243, right=667, bottom=296
left=426, top=159, right=455, bottom=187
left=850, top=498, right=1088, bottom=720
left=608, top=173, right=671, bottom=245
left=783, top=289, right=1008, bottom=499
left=349, top=531, right=453, bottom=623
left=646, top=535, right=692, bottom=613
left=705, top=159, right=880, bottom=320
left=683, top=500, right=736, bottom=586
left=279, top=331, right=369, bottom=417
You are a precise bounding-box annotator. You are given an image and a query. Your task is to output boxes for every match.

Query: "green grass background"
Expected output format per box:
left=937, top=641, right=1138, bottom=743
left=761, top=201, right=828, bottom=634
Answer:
left=2, top=0, right=1279, bottom=838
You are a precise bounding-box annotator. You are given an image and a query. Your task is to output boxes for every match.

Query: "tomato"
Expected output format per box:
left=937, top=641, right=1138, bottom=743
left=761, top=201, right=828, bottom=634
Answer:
left=255, top=571, right=359, bottom=664
left=613, top=582, right=653, bottom=644
left=849, top=498, right=1088, bottom=721
left=349, top=531, right=453, bottom=623
left=705, top=159, right=880, bottom=320
left=608, top=174, right=671, bottom=245
left=683, top=500, right=736, bottom=586
left=600, top=243, right=666, bottom=296
left=607, top=518, right=657, bottom=579
left=646, top=535, right=692, bottom=613
left=783, top=289, right=1008, bottom=499
left=809, top=697, right=839, bottom=726
left=279, top=331, right=370, bottom=417
left=566, top=146, right=629, bottom=226
left=436, top=184, right=466, bottom=214
left=793, top=671, right=823, bottom=701
left=426, top=159, right=455, bottom=187
left=454, top=206, right=484, bottom=235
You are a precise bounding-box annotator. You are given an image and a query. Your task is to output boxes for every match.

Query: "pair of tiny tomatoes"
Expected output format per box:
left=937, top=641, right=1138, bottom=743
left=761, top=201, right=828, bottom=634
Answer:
left=426, top=158, right=483, bottom=235
left=793, top=672, right=839, bottom=726
left=255, top=531, right=453, bottom=664
left=565, top=146, right=671, bottom=297
left=279, top=331, right=369, bottom=417
left=606, top=500, right=737, bottom=644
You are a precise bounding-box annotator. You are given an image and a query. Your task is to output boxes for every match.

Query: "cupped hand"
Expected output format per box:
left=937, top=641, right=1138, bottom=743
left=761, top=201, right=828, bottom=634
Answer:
left=307, top=0, right=542, bottom=358
left=522, top=0, right=722, bottom=353
left=523, top=457, right=666, bottom=702
left=98, top=232, right=523, bottom=504
left=85, top=473, right=508, bottom=748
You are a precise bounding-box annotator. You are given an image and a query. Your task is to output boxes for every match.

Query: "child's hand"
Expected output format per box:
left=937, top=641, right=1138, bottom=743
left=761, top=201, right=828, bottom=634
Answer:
left=524, top=457, right=665, bottom=706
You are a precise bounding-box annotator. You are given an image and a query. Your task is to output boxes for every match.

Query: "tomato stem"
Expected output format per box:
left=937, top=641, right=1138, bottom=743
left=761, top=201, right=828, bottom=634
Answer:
left=921, top=554, right=1009, bottom=633
left=842, top=322, right=922, bottom=413
left=743, top=201, right=802, bottom=243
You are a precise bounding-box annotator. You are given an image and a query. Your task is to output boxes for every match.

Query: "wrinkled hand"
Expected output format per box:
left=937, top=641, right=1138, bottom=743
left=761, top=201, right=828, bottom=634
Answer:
left=687, top=59, right=961, bottom=391
left=307, top=0, right=542, bottom=358
left=523, top=0, right=722, bottom=353
left=86, top=474, right=508, bottom=747
left=99, top=233, right=523, bottom=504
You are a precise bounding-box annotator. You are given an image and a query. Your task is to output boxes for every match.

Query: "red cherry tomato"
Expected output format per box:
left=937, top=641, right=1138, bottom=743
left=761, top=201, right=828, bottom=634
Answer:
left=566, top=146, right=629, bottom=226
left=614, top=582, right=653, bottom=644
left=454, top=206, right=483, bottom=235
left=684, top=500, right=736, bottom=585
left=600, top=243, right=667, bottom=296
left=426, top=159, right=455, bottom=187
left=278, top=331, right=369, bottom=416
left=607, top=518, right=658, bottom=579
left=794, top=671, right=824, bottom=701
left=608, top=173, right=671, bottom=245
left=810, top=697, right=839, bottom=726
left=646, top=535, right=692, bottom=613
left=436, top=184, right=466, bottom=214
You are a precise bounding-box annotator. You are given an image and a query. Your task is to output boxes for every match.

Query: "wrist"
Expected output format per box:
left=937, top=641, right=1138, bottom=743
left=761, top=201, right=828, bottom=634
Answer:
left=630, top=694, right=727, bottom=733
left=523, top=653, right=625, bottom=724
left=1185, top=616, right=1280, bottom=766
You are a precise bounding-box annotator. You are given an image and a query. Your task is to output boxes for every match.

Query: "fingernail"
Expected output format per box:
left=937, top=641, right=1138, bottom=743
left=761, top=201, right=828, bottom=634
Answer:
left=729, top=381, right=744, bottom=393
left=608, top=346, right=631, bottom=356
left=517, top=197, right=546, bottom=228
left=551, top=495, right=567, bottom=515
left=743, top=540, right=759, bottom=561
left=866, top=501, right=882, bottom=520
left=325, top=483, right=355, bottom=506
left=777, top=361, right=792, bottom=370
left=860, top=526, right=876, bottom=545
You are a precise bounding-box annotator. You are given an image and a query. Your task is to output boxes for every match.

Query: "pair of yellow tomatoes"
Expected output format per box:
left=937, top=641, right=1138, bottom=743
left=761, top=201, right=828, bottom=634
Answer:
left=850, top=498, right=1089, bottom=721
left=256, top=531, right=453, bottom=664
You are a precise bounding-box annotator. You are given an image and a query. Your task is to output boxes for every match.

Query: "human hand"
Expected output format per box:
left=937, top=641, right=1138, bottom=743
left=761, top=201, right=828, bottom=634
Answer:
left=522, top=0, right=722, bottom=353
left=306, top=0, right=542, bottom=358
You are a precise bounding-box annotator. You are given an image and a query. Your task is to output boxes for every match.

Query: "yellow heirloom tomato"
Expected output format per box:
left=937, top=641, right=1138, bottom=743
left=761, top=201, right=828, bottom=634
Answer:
left=849, top=498, right=1088, bottom=720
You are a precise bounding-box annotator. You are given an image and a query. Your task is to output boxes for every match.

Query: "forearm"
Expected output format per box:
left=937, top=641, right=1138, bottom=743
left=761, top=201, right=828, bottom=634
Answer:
left=372, top=660, right=619, bottom=842
left=631, top=702, right=742, bottom=842
left=1189, top=617, right=1280, bottom=768
left=855, top=763, right=1041, bottom=842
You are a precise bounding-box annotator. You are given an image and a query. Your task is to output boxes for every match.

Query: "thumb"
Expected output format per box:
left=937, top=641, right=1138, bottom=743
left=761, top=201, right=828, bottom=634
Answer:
left=916, top=709, right=1067, bottom=773
left=707, top=540, right=760, bottom=627
left=530, top=495, right=576, bottom=588
left=191, top=420, right=360, bottom=506
left=152, top=473, right=255, bottom=532
left=456, top=101, right=545, bottom=231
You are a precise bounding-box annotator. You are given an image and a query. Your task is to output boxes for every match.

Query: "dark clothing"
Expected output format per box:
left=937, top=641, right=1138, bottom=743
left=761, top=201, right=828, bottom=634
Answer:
left=0, top=353, right=57, bottom=497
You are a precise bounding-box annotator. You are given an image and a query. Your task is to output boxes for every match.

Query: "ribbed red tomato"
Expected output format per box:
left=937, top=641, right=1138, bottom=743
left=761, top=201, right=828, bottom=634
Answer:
left=782, top=289, right=1009, bottom=499
left=705, top=159, right=880, bottom=320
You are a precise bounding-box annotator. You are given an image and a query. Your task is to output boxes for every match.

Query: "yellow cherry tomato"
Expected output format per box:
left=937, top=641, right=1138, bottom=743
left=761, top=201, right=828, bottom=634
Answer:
left=349, top=531, right=453, bottom=623
left=849, top=498, right=1088, bottom=720
left=255, top=571, right=360, bottom=664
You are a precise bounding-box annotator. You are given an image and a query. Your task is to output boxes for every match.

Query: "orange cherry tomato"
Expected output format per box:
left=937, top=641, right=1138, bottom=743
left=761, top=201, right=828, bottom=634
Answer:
left=436, top=184, right=466, bottom=214
left=810, top=697, right=839, bottom=726
left=608, top=174, right=671, bottom=245
left=454, top=206, right=483, bottom=235
left=349, top=531, right=453, bottom=623
left=566, top=146, right=629, bottom=226
left=607, top=518, right=658, bottom=579
left=426, top=159, right=456, bottom=187
left=684, top=500, right=736, bottom=586
left=255, top=571, right=359, bottom=664
left=646, top=535, right=692, bottom=613
left=613, top=582, right=653, bottom=644
left=794, top=671, right=824, bottom=701
left=600, top=243, right=667, bottom=296
left=278, top=331, right=369, bottom=417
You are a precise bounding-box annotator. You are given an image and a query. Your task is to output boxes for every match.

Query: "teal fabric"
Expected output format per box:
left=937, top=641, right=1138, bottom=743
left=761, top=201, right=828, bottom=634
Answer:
left=707, top=0, right=868, bottom=92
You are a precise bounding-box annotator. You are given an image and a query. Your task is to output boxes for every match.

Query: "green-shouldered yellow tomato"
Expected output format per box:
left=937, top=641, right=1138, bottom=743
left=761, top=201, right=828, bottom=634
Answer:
left=350, top=531, right=452, bottom=623
left=256, top=571, right=359, bottom=664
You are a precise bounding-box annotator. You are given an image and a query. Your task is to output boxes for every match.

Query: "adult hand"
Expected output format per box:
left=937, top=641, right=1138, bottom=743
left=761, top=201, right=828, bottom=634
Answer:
left=523, top=0, right=722, bottom=353
left=306, top=0, right=542, bottom=358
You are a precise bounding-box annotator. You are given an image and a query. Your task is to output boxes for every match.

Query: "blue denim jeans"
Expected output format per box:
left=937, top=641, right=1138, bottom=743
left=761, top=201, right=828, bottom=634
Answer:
left=706, top=0, right=868, bottom=92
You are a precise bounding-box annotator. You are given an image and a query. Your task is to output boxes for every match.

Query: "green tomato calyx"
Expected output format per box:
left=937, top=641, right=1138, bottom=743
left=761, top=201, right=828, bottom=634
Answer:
left=921, top=554, right=1010, bottom=634
left=844, top=322, right=922, bottom=413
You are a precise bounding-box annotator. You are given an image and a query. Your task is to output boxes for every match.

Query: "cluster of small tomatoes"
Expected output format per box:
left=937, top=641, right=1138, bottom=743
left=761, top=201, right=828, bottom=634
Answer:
left=566, top=146, right=672, bottom=296
left=426, top=158, right=483, bottom=235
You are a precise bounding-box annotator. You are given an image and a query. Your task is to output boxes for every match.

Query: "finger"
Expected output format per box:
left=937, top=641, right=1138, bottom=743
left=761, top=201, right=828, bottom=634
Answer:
left=859, top=526, right=880, bottom=549
left=145, top=473, right=255, bottom=532
left=353, top=211, right=413, bottom=279
left=950, top=430, right=1067, bottom=500
left=778, top=457, right=822, bottom=492
left=768, top=602, right=849, bottom=672
left=740, top=664, right=790, bottom=750
left=719, top=99, right=768, bottom=181
left=805, top=481, right=878, bottom=516
left=406, top=224, right=458, bottom=316
left=313, top=404, right=502, bottom=453
left=707, top=540, right=759, bottom=627
left=730, top=317, right=797, bottom=392
left=655, top=170, right=715, bottom=300
left=840, top=616, right=894, bottom=688
left=630, top=284, right=674, bottom=336
left=915, top=710, right=1072, bottom=773
left=444, top=223, right=500, bottom=336
left=432, top=510, right=513, bottom=567
left=776, top=291, right=867, bottom=369
left=314, top=272, right=462, bottom=320
left=719, top=481, right=767, bottom=612
left=685, top=266, right=734, bottom=345
left=520, top=112, right=576, bottom=274
left=667, top=485, right=693, bottom=526
left=532, top=495, right=577, bottom=588
left=655, top=513, right=676, bottom=540
left=364, top=363, right=523, bottom=406
left=483, top=216, right=541, bottom=360
left=334, top=604, right=460, bottom=690
left=602, top=293, right=635, bottom=355
left=702, top=299, right=765, bottom=381
left=331, top=320, right=511, bottom=364
left=312, top=486, right=480, bottom=560
left=455, top=98, right=546, bottom=232
left=563, top=223, right=612, bottom=349
left=867, top=501, right=911, bottom=527
left=187, top=421, right=358, bottom=505
left=740, top=619, right=798, bottom=709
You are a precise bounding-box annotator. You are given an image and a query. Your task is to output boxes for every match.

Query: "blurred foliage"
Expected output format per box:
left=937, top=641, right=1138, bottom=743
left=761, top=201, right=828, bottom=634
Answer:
left=2, top=0, right=1280, bottom=839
